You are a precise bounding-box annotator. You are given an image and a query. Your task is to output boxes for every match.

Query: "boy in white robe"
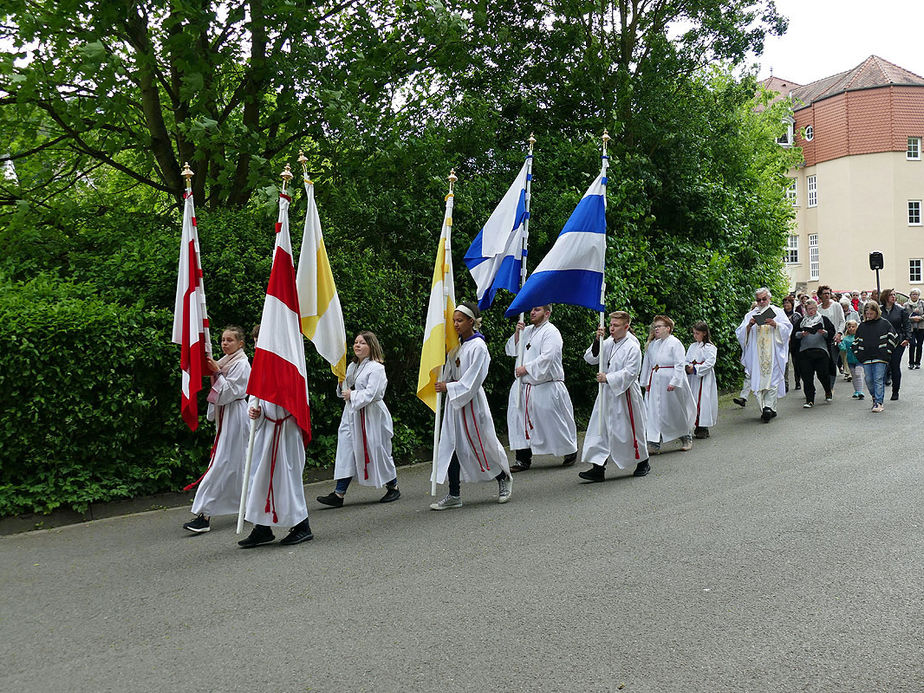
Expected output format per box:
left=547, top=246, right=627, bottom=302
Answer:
left=578, top=311, right=650, bottom=481
left=431, top=302, right=512, bottom=510
left=505, top=305, right=578, bottom=471
left=183, top=326, right=251, bottom=533
left=640, top=315, right=697, bottom=453
left=685, top=321, right=718, bottom=439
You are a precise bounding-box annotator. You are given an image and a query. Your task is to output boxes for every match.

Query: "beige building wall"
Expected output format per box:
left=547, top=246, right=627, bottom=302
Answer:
left=785, top=150, right=924, bottom=293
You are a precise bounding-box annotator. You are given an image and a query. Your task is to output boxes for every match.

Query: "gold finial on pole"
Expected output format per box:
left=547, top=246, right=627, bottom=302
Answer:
left=280, top=163, right=293, bottom=192
left=528, top=132, right=536, bottom=153
left=181, top=162, right=194, bottom=189
left=602, top=129, right=611, bottom=156
left=448, top=168, right=457, bottom=194
left=297, top=150, right=311, bottom=185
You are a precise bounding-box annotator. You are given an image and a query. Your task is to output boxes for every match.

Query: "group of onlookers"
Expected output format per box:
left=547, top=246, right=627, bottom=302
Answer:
left=780, top=285, right=916, bottom=413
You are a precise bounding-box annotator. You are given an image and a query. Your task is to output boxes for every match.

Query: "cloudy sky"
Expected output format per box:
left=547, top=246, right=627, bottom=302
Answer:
left=751, top=0, right=924, bottom=84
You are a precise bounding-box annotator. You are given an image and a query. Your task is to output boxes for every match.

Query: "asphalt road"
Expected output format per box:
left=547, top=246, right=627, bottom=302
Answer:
left=3, top=373, right=923, bottom=692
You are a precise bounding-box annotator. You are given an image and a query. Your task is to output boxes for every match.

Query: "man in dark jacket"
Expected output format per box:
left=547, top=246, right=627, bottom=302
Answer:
left=878, top=289, right=910, bottom=400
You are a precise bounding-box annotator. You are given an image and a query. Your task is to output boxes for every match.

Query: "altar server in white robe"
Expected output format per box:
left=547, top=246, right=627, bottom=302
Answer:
left=431, top=301, right=512, bottom=510
left=505, top=305, right=578, bottom=472
left=685, top=321, right=718, bottom=440
left=316, top=331, right=399, bottom=508
left=735, top=287, right=792, bottom=423
left=640, top=315, right=698, bottom=453
left=183, top=326, right=251, bottom=534
left=578, top=311, right=650, bottom=481
left=238, top=325, right=313, bottom=548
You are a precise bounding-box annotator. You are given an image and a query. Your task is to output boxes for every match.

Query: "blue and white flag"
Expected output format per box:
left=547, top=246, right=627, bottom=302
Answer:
left=463, top=159, right=530, bottom=310
left=505, top=162, right=607, bottom=317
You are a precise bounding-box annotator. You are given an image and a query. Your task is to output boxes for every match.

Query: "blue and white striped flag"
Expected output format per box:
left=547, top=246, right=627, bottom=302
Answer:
left=505, top=161, right=607, bottom=317
left=463, top=159, right=530, bottom=311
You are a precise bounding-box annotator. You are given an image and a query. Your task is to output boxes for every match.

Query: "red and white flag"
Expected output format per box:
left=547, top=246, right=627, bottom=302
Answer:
left=247, top=193, right=312, bottom=441
left=171, top=189, right=211, bottom=431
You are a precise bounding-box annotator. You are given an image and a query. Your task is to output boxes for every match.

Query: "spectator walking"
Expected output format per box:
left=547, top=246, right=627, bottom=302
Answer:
left=879, top=289, right=911, bottom=400
left=905, top=288, right=924, bottom=369
left=794, top=299, right=836, bottom=408
left=783, top=295, right=802, bottom=392
left=852, top=300, right=897, bottom=413
left=839, top=320, right=864, bottom=400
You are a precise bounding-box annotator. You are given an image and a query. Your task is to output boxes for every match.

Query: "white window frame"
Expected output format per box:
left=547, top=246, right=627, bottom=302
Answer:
left=807, top=175, right=817, bottom=208
left=910, top=259, right=923, bottom=284
left=786, top=179, right=798, bottom=206
left=804, top=125, right=814, bottom=141
left=910, top=200, right=922, bottom=226
left=785, top=234, right=799, bottom=264
left=908, top=137, right=921, bottom=161
left=777, top=117, right=794, bottom=147
left=809, top=234, right=819, bottom=280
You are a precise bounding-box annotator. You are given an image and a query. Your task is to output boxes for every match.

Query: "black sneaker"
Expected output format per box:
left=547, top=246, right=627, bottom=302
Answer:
left=379, top=487, right=401, bottom=503
left=183, top=514, right=210, bottom=533
left=237, top=524, right=274, bottom=548
left=279, top=519, right=313, bottom=546
left=578, top=465, right=605, bottom=482
left=316, top=492, right=344, bottom=508
left=761, top=407, right=773, bottom=422
left=891, top=392, right=899, bottom=401
left=632, top=460, right=650, bottom=477
left=561, top=452, right=578, bottom=467
left=733, top=397, right=747, bottom=408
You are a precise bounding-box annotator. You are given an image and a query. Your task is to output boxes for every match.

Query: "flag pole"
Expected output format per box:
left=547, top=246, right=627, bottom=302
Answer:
left=432, top=168, right=456, bottom=497
left=598, top=130, right=610, bottom=436
left=514, top=134, right=536, bottom=402
left=237, top=163, right=292, bottom=534
left=182, top=162, right=212, bottom=359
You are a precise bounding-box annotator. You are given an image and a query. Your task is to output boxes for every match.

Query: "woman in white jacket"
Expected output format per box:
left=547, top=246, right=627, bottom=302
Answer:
left=640, top=315, right=697, bottom=453
left=317, top=331, right=399, bottom=507
left=685, top=321, right=718, bottom=440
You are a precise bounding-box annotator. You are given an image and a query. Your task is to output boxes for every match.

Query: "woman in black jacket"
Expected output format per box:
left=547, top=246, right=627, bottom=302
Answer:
left=852, top=300, right=898, bottom=412
left=879, top=289, right=910, bottom=400
left=783, top=295, right=802, bottom=392
left=794, top=299, right=836, bottom=407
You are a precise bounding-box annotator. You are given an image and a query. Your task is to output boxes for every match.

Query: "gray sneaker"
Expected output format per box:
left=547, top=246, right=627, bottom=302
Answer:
left=429, top=494, right=462, bottom=511
left=497, top=475, right=513, bottom=504
left=680, top=435, right=692, bottom=451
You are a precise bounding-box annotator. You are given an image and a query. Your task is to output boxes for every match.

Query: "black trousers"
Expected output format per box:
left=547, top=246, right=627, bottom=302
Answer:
left=447, top=455, right=508, bottom=496
left=889, top=344, right=906, bottom=393
left=799, top=349, right=831, bottom=403
left=909, top=332, right=923, bottom=366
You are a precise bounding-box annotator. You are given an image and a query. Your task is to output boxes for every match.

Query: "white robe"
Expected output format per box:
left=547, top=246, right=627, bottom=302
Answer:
left=434, top=336, right=511, bottom=484
left=333, top=360, right=397, bottom=488
left=244, top=398, right=309, bottom=528
left=685, top=342, right=718, bottom=428
left=581, top=333, right=649, bottom=469
left=191, top=356, right=251, bottom=516
left=640, top=334, right=697, bottom=444
left=504, top=321, right=578, bottom=456
left=736, top=305, right=792, bottom=398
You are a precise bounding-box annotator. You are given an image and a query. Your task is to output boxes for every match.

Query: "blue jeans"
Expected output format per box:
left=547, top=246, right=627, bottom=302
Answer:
left=862, top=362, right=888, bottom=404
left=335, top=476, right=397, bottom=494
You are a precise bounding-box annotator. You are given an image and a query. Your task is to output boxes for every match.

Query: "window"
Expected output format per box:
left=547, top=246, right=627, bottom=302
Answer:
left=804, top=125, right=814, bottom=142
left=809, top=234, right=819, bottom=280
left=908, top=137, right=921, bottom=161
left=910, top=200, right=922, bottom=226
left=786, top=179, right=798, bottom=205
left=807, top=175, right=817, bottom=207
left=911, top=259, right=922, bottom=283
left=785, top=235, right=799, bottom=264
left=777, top=117, right=794, bottom=147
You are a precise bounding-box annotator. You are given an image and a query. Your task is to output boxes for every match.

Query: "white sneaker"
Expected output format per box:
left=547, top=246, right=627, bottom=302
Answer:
left=497, top=475, right=513, bottom=504
left=429, top=494, right=462, bottom=511
left=680, top=436, right=692, bottom=451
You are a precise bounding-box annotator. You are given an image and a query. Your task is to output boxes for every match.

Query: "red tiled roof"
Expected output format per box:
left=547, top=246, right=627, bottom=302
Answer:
left=792, top=56, right=924, bottom=110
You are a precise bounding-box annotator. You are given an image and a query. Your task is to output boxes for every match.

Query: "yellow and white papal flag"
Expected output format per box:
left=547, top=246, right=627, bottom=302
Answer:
left=296, top=179, right=347, bottom=381
left=416, top=187, right=460, bottom=412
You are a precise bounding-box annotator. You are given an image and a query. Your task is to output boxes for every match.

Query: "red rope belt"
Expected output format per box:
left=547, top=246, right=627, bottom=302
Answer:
left=263, top=412, right=292, bottom=524
left=183, top=406, right=225, bottom=491
left=523, top=383, right=533, bottom=440
left=461, top=401, right=490, bottom=472
left=360, top=408, right=371, bottom=480
left=692, top=360, right=705, bottom=427
left=646, top=364, right=662, bottom=390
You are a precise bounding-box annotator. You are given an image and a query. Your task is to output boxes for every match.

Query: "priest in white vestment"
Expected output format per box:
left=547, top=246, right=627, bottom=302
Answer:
left=735, top=287, right=793, bottom=422
left=505, top=305, right=578, bottom=472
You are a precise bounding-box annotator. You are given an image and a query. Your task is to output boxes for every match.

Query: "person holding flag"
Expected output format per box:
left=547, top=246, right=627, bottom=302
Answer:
left=430, top=302, right=512, bottom=510
left=238, top=166, right=313, bottom=548
left=505, top=305, right=578, bottom=472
